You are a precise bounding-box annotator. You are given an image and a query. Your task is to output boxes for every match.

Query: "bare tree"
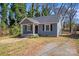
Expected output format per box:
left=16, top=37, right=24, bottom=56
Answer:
left=68, top=4, right=77, bottom=32
left=57, top=3, right=77, bottom=33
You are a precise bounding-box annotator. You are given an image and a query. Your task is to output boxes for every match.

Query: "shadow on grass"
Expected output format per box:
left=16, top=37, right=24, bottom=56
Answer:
left=70, top=34, right=79, bottom=39
left=61, top=34, right=79, bottom=39
left=11, top=34, right=57, bottom=39
left=10, top=34, right=25, bottom=38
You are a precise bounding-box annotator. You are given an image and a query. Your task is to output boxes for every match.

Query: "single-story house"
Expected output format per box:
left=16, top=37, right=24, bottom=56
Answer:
left=20, top=15, right=63, bottom=37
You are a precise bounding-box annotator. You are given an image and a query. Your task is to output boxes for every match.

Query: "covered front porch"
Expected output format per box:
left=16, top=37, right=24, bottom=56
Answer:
left=21, top=24, right=38, bottom=36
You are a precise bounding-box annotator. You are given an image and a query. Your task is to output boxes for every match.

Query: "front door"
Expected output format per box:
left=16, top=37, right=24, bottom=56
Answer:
left=35, top=25, right=38, bottom=33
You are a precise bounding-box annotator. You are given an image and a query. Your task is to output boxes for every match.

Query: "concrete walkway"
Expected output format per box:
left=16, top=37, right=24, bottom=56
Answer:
left=34, top=40, right=78, bottom=56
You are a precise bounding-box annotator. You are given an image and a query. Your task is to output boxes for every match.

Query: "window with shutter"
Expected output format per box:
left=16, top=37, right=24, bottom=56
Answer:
left=42, top=24, right=44, bottom=31
left=46, top=25, right=49, bottom=31
left=50, top=24, right=53, bottom=31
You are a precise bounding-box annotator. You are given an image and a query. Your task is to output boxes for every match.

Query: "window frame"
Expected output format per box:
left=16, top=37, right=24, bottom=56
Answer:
left=27, top=24, right=32, bottom=31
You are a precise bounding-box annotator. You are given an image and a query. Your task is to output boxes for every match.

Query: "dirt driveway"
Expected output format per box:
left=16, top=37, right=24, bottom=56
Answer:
left=34, top=40, right=78, bottom=56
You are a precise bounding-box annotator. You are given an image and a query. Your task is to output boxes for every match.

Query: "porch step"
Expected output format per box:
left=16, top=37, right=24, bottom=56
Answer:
left=21, top=34, right=39, bottom=38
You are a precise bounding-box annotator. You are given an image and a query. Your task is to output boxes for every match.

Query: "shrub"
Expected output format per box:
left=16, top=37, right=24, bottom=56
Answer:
left=9, top=25, right=20, bottom=37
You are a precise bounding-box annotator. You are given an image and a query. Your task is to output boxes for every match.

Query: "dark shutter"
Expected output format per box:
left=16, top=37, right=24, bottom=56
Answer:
left=42, top=24, right=44, bottom=31
left=50, top=24, right=53, bottom=31
left=31, top=25, right=32, bottom=31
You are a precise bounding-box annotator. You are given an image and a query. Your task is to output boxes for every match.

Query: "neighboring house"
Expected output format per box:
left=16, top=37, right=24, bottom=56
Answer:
left=20, top=15, right=63, bottom=37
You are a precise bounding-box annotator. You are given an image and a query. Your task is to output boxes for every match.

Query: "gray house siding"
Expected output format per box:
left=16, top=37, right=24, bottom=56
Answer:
left=22, top=23, right=58, bottom=36
left=21, top=19, right=33, bottom=24
left=38, top=23, right=57, bottom=36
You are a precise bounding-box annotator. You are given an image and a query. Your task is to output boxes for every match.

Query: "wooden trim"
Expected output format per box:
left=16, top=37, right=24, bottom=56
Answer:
left=19, top=17, right=28, bottom=24
left=33, top=24, right=35, bottom=34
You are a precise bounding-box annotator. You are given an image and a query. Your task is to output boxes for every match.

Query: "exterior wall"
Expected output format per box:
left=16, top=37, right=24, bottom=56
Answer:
left=21, top=23, right=59, bottom=37
left=21, top=19, right=33, bottom=24
left=38, top=23, right=58, bottom=36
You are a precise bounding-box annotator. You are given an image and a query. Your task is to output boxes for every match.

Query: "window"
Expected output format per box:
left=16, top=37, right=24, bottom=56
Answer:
left=46, top=25, right=50, bottom=31
left=24, top=25, right=27, bottom=31
left=27, top=25, right=32, bottom=31
left=42, top=24, right=53, bottom=32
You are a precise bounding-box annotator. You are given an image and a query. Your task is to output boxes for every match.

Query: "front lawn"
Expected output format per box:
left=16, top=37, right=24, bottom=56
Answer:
left=74, top=39, right=79, bottom=55
left=0, top=36, right=67, bottom=56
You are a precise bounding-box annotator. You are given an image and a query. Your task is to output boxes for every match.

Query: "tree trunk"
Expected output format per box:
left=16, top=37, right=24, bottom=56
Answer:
left=69, top=17, right=72, bottom=33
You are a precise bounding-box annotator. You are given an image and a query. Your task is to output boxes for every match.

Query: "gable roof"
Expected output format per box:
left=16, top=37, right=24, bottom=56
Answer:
left=20, top=15, right=61, bottom=24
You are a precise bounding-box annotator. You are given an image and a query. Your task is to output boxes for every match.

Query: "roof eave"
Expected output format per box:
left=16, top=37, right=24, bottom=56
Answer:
left=19, top=17, right=28, bottom=24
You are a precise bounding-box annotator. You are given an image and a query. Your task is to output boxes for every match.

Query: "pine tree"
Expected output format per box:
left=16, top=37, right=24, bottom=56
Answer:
left=34, top=3, right=40, bottom=17
left=27, top=3, right=35, bottom=17
left=11, top=3, right=26, bottom=23
left=18, top=3, right=26, bottom=21
left=1, top=3, right=8, bottom=30
left=9, top=3, right=27, bottom=36
left=44, top=4, right=49, bottom=16
left=41, top=4, right=45, bottom=16
left=41, top=4, right=49, bottom=16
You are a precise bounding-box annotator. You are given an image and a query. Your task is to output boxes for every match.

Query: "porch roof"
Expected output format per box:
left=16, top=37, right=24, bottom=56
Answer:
left=20, top=15, right=60, bottom=24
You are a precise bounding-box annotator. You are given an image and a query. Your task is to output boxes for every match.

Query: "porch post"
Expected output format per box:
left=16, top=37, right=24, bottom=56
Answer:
left=33, top=24, right=35, bottom=35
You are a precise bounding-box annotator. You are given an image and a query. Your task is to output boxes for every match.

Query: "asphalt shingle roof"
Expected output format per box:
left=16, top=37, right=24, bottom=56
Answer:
left=20, top=15, right=60, bottom=24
